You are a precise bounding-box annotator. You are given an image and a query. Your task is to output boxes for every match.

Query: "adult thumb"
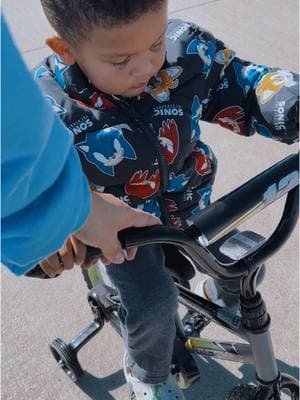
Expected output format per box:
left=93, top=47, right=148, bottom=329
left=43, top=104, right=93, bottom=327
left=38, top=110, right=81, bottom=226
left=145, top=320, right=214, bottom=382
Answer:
left=129, top=209, right=162, bottom=228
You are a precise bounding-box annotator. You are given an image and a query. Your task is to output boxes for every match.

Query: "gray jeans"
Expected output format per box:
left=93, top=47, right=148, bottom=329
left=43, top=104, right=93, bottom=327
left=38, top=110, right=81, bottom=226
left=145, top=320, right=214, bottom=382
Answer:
left=105, top=244, right=265, bottom=383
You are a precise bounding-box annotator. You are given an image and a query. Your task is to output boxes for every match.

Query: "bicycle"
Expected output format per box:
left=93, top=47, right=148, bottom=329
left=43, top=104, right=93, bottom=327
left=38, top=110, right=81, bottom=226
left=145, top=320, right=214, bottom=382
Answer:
left=28, top=152, right=299, bottom=399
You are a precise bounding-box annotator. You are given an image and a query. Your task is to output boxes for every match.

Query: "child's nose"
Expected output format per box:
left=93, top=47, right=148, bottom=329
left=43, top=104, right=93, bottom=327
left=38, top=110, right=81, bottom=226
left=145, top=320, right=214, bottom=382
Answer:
left=131, top=55, right=153, bottom=78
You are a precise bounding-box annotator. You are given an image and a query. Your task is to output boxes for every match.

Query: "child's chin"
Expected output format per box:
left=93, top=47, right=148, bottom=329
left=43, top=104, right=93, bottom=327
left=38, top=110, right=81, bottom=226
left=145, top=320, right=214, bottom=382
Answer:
left=121, top=86, right=146, bottom=98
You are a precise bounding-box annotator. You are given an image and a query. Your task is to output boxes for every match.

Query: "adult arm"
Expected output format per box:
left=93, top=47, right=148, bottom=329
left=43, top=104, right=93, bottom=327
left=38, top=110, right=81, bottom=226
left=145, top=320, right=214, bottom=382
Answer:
left=1, top=17, right=161, bottom=276
left=1, top=17, right=91, bottom=275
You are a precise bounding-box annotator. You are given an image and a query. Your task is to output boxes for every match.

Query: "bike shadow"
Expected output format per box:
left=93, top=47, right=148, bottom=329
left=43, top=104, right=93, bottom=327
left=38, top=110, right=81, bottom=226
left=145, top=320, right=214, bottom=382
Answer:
left=75, top=358, right=299, bottom=400
left=185, top=356, right=300, bottom=400
left=76, top=368, right=126, bottom=400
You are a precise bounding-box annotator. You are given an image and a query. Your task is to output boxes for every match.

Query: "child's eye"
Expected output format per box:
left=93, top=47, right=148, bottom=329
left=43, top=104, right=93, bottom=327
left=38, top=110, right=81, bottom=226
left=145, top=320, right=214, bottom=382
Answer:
left=112, top=58, right=130, bottom=67
left=151, top=40, right=164, bottom=52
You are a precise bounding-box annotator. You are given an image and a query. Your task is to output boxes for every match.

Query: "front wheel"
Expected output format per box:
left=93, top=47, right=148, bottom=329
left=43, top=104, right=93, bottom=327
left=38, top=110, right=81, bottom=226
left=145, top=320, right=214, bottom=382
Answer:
left=227, top=380, right=299, bottom=400
left=279, top=374, right=299, bottom=400
left=226, top=384, right=258, bottom=400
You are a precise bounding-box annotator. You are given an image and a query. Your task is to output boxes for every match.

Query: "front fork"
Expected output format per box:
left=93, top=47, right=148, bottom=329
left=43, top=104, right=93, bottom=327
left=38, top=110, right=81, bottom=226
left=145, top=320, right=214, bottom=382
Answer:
left=240, top=266, right=294, bottom=399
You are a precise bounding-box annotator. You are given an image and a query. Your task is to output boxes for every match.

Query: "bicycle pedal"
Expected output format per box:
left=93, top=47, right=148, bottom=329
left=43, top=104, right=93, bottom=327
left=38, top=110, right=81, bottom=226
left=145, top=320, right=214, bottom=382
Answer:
left=183, top=312, right=210, bottom=336
left=172, top=367, right=200, bottom=389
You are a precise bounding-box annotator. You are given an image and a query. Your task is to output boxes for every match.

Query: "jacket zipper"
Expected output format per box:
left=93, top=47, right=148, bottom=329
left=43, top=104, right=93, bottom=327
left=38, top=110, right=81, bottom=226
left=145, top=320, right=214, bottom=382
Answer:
left=132, top=117, right=172, bottom=226
left=109, top=96, right=171, bottom=225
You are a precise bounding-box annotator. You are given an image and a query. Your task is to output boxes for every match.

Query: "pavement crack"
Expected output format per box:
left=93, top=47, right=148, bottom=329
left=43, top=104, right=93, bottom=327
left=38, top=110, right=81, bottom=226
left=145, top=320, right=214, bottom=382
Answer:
left=169, top=0, right=224, bottom=15
left=23, top=45, right=47, bottom=53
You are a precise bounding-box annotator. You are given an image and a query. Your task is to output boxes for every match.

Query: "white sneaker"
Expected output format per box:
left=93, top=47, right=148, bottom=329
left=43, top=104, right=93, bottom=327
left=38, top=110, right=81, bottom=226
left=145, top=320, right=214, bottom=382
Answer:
left=124, top=366, right=186, bottom=400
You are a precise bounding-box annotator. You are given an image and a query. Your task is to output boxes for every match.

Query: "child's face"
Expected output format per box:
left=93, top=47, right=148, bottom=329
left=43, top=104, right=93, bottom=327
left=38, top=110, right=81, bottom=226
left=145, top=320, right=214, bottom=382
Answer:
left=69, top=4, right=168, bottom=97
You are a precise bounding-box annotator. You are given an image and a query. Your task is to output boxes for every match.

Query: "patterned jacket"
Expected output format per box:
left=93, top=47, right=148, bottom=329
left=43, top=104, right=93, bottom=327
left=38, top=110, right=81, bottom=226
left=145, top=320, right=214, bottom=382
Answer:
left=34, top=19, right=299, bottom=228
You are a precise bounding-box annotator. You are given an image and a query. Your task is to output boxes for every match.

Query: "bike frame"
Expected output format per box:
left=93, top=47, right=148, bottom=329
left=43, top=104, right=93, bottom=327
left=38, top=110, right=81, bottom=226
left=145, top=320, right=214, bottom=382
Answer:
left=113, top=153, right=299, bottom=398
left=30, top=153, right=299, bottom=398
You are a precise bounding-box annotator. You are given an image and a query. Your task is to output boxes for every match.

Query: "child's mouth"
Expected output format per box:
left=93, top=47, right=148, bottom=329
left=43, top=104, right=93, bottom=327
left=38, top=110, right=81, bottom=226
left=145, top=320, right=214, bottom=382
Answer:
left=130, top=81, right=149, bottom=90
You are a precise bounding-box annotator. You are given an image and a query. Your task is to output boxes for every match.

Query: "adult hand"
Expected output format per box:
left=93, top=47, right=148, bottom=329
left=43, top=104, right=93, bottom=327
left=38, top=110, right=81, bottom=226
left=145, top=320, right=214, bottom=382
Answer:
left=39, top=236, right=86, bottom=277
left=75, top=192, right=161, bottom=265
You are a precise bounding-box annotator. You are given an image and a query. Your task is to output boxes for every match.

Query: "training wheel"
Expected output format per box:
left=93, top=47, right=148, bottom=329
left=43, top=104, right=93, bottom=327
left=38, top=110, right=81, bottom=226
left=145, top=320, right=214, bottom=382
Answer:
left=49, top=338, right=83, bottom=382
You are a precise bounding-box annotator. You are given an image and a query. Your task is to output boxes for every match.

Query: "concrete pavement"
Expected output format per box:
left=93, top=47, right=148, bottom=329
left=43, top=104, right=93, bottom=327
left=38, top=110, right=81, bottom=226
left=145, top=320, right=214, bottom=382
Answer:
left=2, top=1, right=299, bottom=399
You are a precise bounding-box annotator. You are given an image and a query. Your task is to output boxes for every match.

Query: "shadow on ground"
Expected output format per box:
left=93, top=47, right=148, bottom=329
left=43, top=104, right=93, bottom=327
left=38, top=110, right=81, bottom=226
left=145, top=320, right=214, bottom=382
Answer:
left=75, top=357, right=299, bottom=400
left=186, top=357, right=299, bottom=399
left=76, top=369, right=126, bottom=400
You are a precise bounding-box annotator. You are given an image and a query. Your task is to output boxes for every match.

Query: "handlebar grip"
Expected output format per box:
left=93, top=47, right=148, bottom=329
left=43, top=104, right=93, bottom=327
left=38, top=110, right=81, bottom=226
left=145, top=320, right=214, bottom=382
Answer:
left=85, top=246, right=102, bottom=261
left=25, top=245, right=102, bottom=279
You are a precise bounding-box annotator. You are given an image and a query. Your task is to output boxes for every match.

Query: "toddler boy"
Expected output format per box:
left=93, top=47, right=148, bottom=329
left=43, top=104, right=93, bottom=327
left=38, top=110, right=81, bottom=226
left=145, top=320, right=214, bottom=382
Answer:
left=35, top=1, right=299, bottom=399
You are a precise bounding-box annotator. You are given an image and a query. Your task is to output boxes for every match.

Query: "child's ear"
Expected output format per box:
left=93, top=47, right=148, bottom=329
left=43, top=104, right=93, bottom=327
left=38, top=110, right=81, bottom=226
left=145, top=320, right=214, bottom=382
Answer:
left=46, top=36, right=75, bottom=65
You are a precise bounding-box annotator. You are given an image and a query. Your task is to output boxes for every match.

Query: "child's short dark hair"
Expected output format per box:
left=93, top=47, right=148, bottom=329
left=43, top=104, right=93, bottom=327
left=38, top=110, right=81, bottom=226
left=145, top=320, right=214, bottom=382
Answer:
left=41, top=0, right=166, bottom=45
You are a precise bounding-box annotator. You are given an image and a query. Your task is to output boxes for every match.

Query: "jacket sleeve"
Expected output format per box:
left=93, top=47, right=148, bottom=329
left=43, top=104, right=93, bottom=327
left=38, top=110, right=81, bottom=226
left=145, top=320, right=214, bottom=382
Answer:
left=170, top=20, right=299, bottom=144
left=1, top=17, right=91, bottom=276
left=201, top=30, right=299, bottom=143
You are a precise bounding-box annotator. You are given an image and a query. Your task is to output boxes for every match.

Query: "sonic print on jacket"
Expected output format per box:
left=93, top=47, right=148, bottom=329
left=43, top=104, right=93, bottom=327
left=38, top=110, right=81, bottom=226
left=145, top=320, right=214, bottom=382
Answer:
left=34, top=19, right=299, bottom=228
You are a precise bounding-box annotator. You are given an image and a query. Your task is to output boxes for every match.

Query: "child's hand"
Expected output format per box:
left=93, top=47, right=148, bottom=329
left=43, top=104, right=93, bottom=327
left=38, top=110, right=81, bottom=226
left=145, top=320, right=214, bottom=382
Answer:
left=39, top=236, right=87, bottom=277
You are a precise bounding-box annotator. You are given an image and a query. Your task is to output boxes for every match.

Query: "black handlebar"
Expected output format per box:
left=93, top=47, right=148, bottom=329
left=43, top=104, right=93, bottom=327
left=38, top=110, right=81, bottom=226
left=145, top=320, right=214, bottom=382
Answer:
left=186, top=153, right=299, bottom=244
left=26, top=153, right=299, bottom=280
left=25, top=245, right=102, bottom=279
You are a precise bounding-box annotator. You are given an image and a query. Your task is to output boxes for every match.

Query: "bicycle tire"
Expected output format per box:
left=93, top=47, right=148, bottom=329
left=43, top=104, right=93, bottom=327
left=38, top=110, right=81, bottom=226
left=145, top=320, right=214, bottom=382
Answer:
left=227, top=383, right=299, bottom=400
left=227, top=385, right=259, bottom=400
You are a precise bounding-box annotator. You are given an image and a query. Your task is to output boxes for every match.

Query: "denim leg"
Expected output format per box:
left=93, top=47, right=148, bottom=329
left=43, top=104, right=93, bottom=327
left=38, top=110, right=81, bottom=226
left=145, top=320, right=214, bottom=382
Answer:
left=197, top=230, right=266, bottom=307
left=105, top=244, right=178, bottom=384
left=207, top=265, right=266, bottom=307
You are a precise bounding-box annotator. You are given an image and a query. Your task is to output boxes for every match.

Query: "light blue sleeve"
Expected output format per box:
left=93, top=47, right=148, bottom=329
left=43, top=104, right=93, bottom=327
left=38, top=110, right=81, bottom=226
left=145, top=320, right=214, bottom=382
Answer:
left=1, top=17, right=91, bottom=276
